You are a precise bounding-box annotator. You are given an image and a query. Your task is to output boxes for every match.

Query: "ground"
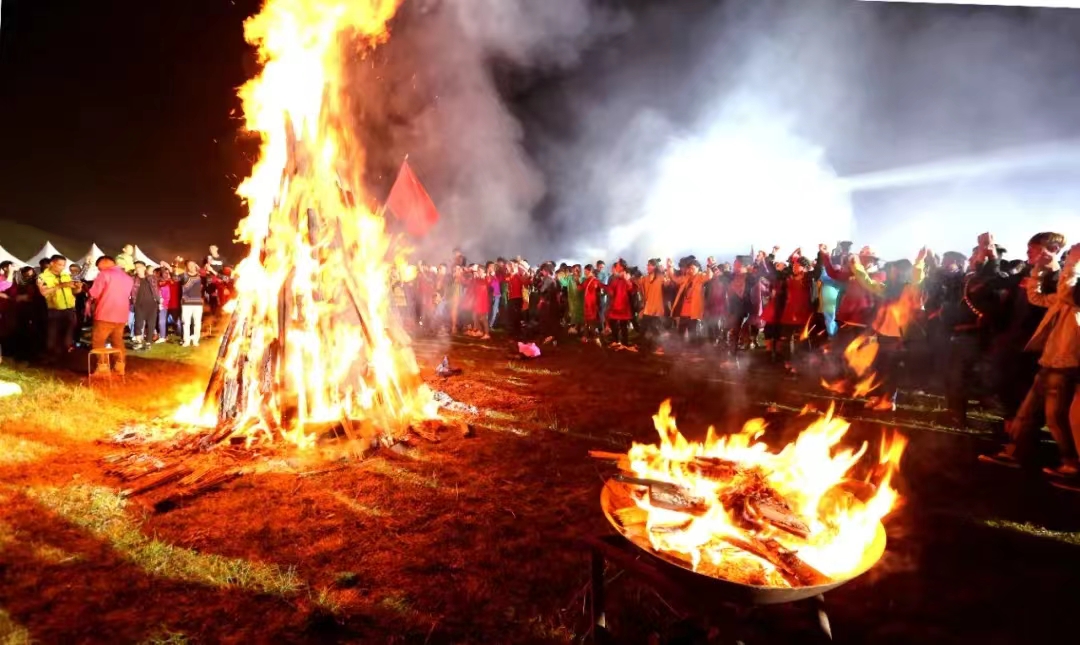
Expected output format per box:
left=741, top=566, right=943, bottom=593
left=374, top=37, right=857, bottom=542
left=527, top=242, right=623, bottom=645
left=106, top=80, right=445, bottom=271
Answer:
left=1, top=332, right=1078, bottom=645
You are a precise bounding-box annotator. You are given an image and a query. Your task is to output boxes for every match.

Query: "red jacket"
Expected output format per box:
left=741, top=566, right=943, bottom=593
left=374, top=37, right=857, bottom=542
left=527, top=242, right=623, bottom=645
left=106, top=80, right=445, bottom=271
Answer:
left=603, top=275, right=635, bottom=321
left=819, top=252, right=883, bottom=327
left=780, top=275, right=814, bottom=326
left=508, top=273, right=526, bottom=300
left=471, top=277, right=490, bottom=315
left=582, top=276, right=601, bottom=322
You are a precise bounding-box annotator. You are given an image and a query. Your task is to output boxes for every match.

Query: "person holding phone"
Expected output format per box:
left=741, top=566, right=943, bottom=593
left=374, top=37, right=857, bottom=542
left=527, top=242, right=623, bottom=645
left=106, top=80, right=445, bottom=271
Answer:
left=36, top=254, right=82, bottom=364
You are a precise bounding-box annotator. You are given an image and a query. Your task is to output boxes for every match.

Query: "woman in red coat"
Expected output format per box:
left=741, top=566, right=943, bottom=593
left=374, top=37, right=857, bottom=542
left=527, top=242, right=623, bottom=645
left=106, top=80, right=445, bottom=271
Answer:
left=580, top=265, right=602, bottom=344
left=603, top=260, right=636, bottom=348
left=469, top=266, right=491, bottom=340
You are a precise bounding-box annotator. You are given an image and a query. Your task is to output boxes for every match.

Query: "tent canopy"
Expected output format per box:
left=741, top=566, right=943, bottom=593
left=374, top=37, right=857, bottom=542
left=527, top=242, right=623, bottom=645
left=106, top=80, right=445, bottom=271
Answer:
left=80, top=243, right=106, bottom=280
left=26, top=241, right=70, bottom=268
left=0, top=243, right=26, bottom=268
left=133, top=245, right=159, bottom=268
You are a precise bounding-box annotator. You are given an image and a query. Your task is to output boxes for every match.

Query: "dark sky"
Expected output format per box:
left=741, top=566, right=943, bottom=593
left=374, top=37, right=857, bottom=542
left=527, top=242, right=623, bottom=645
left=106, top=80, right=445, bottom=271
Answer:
left=2, top=0, right=1079, bottom=261
left=0, top=0, right=263, bottom=258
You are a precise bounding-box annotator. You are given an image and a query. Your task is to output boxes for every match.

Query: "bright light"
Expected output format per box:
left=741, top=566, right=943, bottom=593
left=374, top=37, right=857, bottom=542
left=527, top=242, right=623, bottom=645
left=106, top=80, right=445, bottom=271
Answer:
left=625, top=119, right=853, bottom=259
left=861, top=1, right=1080, bottom=8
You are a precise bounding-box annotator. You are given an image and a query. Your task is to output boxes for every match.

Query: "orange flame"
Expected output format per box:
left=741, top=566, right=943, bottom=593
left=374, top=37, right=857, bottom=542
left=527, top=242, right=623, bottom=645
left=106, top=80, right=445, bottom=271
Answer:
left=175, top=0, right=436, bottom=447
left=820, top=335, right=881, bottom=399
left=626, top=400, right=904, bottom=585
left=842, top=335, right=877, bottom=378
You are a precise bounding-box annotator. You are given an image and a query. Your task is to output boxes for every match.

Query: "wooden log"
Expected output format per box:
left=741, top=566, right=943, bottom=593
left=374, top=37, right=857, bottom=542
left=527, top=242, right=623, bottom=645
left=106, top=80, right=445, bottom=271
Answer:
left=614, top=475, right=709, bottom=515
left=719, top=534, right=829, bottom=587
left=589, top=450, right=626, bottom=461
left=199, top=313, right=241, bottom=419
left=750, top=499, right=811, bottom=539
left=124, top=463, right=194, bottom=497
left=153, top=469, right=242, bottom=512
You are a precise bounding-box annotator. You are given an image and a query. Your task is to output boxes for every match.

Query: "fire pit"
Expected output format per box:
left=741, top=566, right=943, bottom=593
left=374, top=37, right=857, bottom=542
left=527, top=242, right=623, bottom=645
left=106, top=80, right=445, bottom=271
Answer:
left=586, top=400, right=904, bottom=641
left=600, top=478, right=887, bottom=605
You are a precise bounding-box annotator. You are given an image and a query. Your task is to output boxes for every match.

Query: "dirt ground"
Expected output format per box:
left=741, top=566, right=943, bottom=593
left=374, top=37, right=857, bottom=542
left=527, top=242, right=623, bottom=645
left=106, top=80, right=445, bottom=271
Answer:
left=1, top=332, right=1079, bottom=644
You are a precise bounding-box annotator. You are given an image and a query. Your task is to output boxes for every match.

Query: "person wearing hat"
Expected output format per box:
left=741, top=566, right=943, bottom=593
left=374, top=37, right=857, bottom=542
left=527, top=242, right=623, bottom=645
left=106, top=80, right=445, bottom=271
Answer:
left=817, top=243, right=886, bottom=346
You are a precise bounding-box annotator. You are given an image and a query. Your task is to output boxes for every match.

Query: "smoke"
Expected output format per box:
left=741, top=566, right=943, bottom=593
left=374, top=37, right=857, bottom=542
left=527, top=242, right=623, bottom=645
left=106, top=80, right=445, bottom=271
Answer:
left=355, top=0, right=1080, bottom=262
left=349, top=0, right=628, bottom=260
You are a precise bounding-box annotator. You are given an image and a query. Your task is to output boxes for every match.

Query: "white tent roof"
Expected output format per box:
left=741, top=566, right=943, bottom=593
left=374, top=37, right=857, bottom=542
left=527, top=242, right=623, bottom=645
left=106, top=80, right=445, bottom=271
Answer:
left=80, top=243, right=107, bottom=280
left=133, top=245, right=159, bottom=268
left=26, top=241, right=70, bottom=268
left=0, top=243, right=26, bottom=268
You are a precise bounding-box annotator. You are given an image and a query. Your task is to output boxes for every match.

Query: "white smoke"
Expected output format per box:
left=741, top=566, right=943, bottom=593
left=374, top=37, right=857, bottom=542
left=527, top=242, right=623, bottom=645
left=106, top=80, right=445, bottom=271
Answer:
left=351, top=0, right=628, bottom=260
left=358, top=0, right=1080, bottom=262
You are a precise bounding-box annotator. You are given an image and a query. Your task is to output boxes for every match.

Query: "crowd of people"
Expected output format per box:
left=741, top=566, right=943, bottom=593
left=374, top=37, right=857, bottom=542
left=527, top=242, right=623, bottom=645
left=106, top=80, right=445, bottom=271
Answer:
left=397, top=233, right=1079, bottom=486
left=2, top=230, right=1078, bottom=486
left=0, top=244, right=232, bottom=375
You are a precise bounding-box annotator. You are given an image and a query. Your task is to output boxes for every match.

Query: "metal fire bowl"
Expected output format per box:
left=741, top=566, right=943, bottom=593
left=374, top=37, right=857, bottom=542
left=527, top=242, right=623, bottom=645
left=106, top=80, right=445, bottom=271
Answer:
left=600, top=479, right=887, bottom=606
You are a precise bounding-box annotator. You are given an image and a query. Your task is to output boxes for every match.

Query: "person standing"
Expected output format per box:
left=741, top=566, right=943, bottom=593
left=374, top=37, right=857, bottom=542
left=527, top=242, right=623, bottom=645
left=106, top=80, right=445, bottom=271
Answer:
left=204, top=245, right=225, bottom=276
left=603, top=260, right=636, bottom=350
left=506, top=262, right=527, bottom=340
left=0, top=261, right=16, bottom=355
left=178, top=261, right=205, bottom=347
left=156, top=268, right=172, bottom=343
left=88, top=256, right=134, bottom=375
left=36, top=255, right=82, bottom=364
left=669, top=259, right=710, bottom=343
left=595, top=260, right=611, bottom=332
left=559, top=264, right=585, bottom=335
left=637, top=260, right=668, bottom=353
left=130, top=262, right=161, bottom=350
left=115, top=244, right=136, bottom=274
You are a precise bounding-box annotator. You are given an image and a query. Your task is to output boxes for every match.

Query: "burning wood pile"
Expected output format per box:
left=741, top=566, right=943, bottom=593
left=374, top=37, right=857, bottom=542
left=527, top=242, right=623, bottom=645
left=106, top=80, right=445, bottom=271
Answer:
left=172, top=0, right=437, bottom=452
left=595, top=401, right=905, bottom=589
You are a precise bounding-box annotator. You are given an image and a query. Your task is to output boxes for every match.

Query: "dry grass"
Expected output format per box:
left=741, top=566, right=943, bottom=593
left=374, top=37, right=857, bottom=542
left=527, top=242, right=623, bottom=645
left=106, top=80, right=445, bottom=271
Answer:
left=0, top=435, right=55, bottom=466
left=138, top=629, right=191, bottom=645
left=1, top=337, right=1076, bottom=643
left=984, top=519, right=1080, bottom=547
left=505, top=361, right=562, bottom=376
left=23, top=484, right=302, bottom=595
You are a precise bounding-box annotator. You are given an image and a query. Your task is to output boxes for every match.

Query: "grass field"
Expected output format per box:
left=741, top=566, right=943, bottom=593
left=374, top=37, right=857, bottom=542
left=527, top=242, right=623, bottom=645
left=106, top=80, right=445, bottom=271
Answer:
left=1, top=333, right=1079, bottom=644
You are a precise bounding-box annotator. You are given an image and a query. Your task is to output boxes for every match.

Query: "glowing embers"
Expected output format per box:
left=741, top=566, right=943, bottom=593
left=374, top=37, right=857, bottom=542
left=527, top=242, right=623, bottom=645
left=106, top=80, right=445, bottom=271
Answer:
left=597, top=401, right=904, bottom=588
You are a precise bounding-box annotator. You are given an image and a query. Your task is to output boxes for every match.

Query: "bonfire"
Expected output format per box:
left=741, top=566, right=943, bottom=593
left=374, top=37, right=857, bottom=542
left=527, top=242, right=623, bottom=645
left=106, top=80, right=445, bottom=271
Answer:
left=176, top=0, right=437, bottom=451
left=595, top=401, right=905, bottom=588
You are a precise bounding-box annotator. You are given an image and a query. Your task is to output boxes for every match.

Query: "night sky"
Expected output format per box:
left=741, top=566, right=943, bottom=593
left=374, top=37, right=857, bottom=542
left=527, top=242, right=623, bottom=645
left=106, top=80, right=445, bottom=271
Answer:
left=0, top=0, right=263, bottom=259
left=2, top=0, right=1079, bottom=262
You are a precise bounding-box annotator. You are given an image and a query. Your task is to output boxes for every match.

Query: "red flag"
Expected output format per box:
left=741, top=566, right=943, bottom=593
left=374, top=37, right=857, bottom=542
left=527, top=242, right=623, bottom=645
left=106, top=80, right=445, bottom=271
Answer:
left=386, top=160, right=440, bottom=237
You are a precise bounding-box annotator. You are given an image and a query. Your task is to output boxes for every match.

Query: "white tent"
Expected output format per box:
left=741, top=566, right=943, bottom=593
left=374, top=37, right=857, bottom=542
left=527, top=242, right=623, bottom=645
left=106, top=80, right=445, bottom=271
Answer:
left=0, top=243, right=26, bottom=268
left=25, top=241, right=70, bottom=268
left=80, top=243, right=106, bottom=280
left=133, top=245, right=159, bottom=268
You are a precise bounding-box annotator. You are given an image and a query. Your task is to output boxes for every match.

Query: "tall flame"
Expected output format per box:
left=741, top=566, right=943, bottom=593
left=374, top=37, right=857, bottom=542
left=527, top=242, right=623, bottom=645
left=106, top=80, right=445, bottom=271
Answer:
left=178, top=0, right=436, bottom=447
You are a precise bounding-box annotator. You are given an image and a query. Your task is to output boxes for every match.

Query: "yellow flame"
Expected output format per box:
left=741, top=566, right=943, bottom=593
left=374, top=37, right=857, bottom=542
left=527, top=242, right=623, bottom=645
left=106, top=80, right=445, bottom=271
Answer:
left=173, top=0, right=437, bottom=447
left=626, top=400, right=904, bottom=585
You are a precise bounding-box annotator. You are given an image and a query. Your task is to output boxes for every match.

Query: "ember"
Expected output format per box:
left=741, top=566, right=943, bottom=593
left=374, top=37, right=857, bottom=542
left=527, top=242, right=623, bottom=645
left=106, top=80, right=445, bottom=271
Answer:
left=175, top=0, right=437, bottom=449
left=598, top=401, right=905, bottom=588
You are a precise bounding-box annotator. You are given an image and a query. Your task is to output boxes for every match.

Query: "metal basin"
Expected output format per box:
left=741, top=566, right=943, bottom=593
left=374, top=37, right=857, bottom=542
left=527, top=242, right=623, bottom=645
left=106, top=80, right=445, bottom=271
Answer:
left=600, top=478, right=886, bottom=605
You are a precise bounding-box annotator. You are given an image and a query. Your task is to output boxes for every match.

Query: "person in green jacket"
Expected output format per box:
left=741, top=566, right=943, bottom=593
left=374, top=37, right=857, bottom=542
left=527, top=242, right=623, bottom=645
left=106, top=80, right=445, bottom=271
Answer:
left=559, top=264, right=585, bottom=333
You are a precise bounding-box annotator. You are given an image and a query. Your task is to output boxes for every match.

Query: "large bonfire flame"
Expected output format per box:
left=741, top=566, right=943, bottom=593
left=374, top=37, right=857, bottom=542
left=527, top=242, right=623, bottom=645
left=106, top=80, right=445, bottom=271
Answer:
left=607, top=401, right=905, bottom=588
left=178, top=0, right=436, bottom=449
